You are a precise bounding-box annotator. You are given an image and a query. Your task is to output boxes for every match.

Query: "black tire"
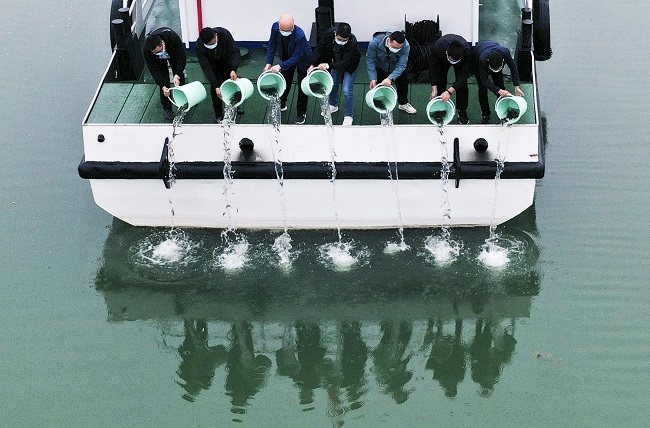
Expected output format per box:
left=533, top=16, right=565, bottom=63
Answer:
left=533, top=0, right=552, bottom=61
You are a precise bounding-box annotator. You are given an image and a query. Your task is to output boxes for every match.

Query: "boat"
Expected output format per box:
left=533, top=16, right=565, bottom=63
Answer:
left=78, top=0, right=551, bottom=229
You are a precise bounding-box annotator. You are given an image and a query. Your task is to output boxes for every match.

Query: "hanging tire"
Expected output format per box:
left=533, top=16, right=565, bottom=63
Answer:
left=533, top=0, right=552, bottom=61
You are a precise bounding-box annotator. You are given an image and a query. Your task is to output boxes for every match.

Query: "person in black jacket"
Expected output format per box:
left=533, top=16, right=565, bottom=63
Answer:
left=428, top=34, right=471, bottom=124
left=308, top=22, right=360, bottom=126
left=472, top=42, right=524, bottom=123
left=143, top=28, right=187, bottom=121
left=196, top=27, right=241, bottom=123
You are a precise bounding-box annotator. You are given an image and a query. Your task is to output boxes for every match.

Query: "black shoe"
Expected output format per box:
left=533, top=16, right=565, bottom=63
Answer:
left=164, top=108, right=175, bottom=121
left=295, top=114, right=306, bottom=124
left=214, top=116, right=223, bottom=124
left=236, top=107, right=244, bottom=115
left=457, top=110, right=469, bottom=125
left=481, top=114, right=491, bottom=124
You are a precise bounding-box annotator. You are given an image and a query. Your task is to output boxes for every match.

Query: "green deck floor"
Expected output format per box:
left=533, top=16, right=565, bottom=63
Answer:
left=88, top=7, right=535, bottom=127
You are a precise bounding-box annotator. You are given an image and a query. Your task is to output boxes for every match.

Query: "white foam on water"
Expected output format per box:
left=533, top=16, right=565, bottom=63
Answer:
left=478, top=239, right=510, bottom=268
left=384, top=240, right=410, bottom=254
left=319, top=241, right=368, bottom=272
left=424, top=234, right=461, bottom=265
left=216, top=240, right=250, bottom=271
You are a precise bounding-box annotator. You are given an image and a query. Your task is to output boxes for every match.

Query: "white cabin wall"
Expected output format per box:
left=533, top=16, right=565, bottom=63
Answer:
left=181, top=0, right=478, bottom=44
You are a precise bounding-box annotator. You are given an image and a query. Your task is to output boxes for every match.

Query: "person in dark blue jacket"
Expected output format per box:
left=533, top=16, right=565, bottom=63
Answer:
left=309, top=22, right=361, bottom=125
left=472, top=42, right=524, bottom=123
left=143, top=28, right=187, bottom=121
left=264, top=15, right=313, bottom=124
left=196, top=27, right=241, bottom=123
left=428, top=34, right=471, bottom=124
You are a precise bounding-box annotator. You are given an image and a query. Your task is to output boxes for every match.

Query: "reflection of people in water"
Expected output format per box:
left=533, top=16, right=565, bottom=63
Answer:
left=425, top=318, right=466, bottom=398
left=276, top=322, right=339, bottom=407
left=469, top=319, right=517, bottom=395
left=340, top=322, right=369, bottom=406
left=176, top=319, right=228, bottom=402
left=225, top=321, right=272, bottom=411
left=372, top=321, right=413, bottom=404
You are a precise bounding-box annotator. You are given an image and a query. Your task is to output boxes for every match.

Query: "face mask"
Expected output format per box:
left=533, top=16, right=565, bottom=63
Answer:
left=386, top=39, right=401, bottom=53
left=335, top=39, right=347, bottom=46
left=448, top=58, right=460, bottom=65
left=204, top=42, right=217, bottom=49
left=279, top=30, right=292, bottom=37
left=156, top=49, right=170, bottom=59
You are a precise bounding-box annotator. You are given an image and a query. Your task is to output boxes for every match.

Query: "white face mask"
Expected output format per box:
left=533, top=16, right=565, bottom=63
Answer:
left=204, top=42, right=217, bottom=49
left=155, top=49, right=170, bottom=59
left=335, top=39, right=347, bottom=46
left=386, top=39, right=401, bottom=53
left=279, top=30, right=292, bottom=37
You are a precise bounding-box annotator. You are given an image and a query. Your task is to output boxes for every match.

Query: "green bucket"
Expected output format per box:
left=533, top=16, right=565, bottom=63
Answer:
left=365, top=85, right=397, bottom=113
left=257, top=71, right=287, bottom=100
left=300, top=69, right=334, bottom=98
left=169, top=81, right=207, bottom=110
left=220, top=77, right=254, bottom=107
left=495, top=96, right=527, bottom=124
left=426, top=97, right=455, bottom=126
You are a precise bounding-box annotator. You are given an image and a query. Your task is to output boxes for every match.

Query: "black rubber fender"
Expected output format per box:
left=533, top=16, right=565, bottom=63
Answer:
left=110, top=0, right=133, bottom=50
left=533, top=0, right=552, bottom=61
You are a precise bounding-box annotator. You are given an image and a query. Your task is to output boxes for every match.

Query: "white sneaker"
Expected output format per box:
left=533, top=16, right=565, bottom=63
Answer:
left=321, top=105, right=338, bottom=116
left=342, top=116, right=353, bottom=126
left=398, top=103, right=417, bottom=114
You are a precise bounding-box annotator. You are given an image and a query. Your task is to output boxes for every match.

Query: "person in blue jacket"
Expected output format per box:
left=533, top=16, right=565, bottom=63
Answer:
left=264, top=15, right=313, bottom=124
left=366, top=31, right=416, bottom=114
left=472, top=42, right=524, bottom=123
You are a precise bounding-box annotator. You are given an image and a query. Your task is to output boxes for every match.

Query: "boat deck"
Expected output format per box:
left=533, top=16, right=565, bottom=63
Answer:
left=87, top=47, right=535, bottom=126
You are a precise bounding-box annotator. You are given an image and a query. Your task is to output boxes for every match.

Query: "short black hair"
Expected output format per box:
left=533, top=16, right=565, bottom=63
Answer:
left=335, top=22, right=352, bottom=39
left=199, top=27, right=216, bottom=44
left=145, top=34, right=163, bottom=52
left=447, top=40, right=464, bottom=62
left=389, top=31, right=405, bottom=44
left=488, top=50, right=504, bottom=70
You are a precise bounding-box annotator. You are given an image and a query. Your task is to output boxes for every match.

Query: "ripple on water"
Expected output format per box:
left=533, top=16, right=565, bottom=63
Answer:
left=129, top=229, right=201, bottom=281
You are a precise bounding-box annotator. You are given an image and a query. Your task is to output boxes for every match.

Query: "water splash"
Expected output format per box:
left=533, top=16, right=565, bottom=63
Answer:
left=164, top=105, right=188, bottom=225
left=272, top=231, right=298, bottom=269
left=480, top=122, right=513, bottom=268
left=221, top=105, right=238, bottom=232
left=129, top=229, right=201, bottom=280
left=215, top=235, right=250, bottom=272
left=318, top=241, right=369, bottom=271
left=267, top=96, right=296, bottom=265
left=321, top=97, right=344, bottom=243
left=380, top=111, right=408, bottom=251
left=423, top=232, right=462, bottom=265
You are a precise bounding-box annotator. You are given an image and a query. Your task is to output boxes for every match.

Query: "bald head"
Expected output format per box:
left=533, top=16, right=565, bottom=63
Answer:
left=278, top=15, right=294, bottom=32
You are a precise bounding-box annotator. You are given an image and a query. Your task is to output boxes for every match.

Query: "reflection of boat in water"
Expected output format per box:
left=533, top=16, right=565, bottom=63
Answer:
left=96, top=215, right=541, bottom=405
left=79, top=0, right=551, bottom=228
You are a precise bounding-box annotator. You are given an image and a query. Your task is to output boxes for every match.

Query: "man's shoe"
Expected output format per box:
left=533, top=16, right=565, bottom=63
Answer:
left=342, top=116, right=353, bottom=126
left=398, top=103, right=417, bottom=114
left=280, top=102, right=287, bottom=112
left=214, top=116, right=223, bottom=124
left=236, top=107, right=244, bottom=115
left=457, top=110, right=469, bottom=124
left=321, top=105, right=338, bottom=116
left=481, top=114, right=491, bottom=124
left=163, top=108, right=175, bottom=121
left=295, top=114, right=306, bottom=124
